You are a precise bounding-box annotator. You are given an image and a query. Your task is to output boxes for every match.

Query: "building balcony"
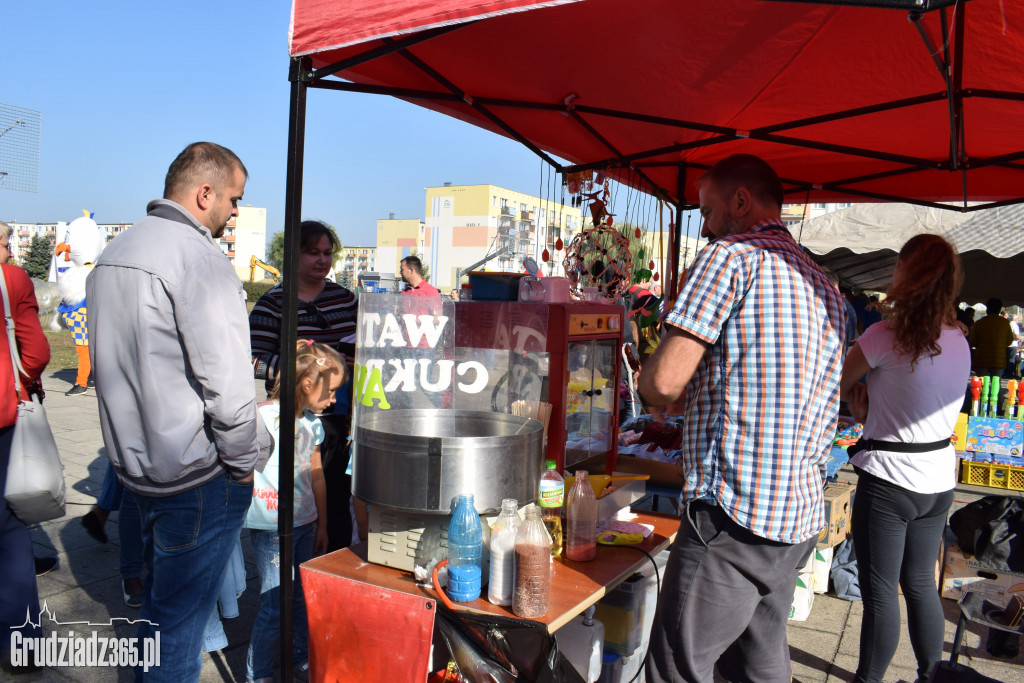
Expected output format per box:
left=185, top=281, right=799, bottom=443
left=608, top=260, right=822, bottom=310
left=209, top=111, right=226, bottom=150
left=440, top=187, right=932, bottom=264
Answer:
left=520, top=211, right=534, bottom=222
left=500, top=206, right=515, bottom=216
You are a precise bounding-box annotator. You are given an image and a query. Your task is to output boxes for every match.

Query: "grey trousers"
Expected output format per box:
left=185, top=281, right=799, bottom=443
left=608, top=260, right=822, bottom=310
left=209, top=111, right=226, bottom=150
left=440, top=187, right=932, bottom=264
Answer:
left=645, top=500, right=816, bottom=683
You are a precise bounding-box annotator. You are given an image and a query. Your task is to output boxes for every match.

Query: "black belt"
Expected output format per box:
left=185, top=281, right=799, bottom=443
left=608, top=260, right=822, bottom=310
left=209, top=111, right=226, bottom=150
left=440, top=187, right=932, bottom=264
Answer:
left=847, top=437, right=951, bottom=458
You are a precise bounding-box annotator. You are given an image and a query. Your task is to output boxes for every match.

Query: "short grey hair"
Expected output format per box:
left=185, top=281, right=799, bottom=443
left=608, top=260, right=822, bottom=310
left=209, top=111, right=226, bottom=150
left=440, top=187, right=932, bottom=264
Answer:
left=0, top=221, right=11, bottom=242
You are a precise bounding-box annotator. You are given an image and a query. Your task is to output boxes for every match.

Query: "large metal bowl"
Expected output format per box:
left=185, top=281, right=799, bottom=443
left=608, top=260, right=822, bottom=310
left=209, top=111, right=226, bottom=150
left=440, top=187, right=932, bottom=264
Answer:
left=353, top=409, right=544, bottom=513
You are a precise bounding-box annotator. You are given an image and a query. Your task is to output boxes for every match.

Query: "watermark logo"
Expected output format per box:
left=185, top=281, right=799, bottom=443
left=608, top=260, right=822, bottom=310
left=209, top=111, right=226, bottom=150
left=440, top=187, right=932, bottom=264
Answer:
left=9, top=602, right=161, bottom=671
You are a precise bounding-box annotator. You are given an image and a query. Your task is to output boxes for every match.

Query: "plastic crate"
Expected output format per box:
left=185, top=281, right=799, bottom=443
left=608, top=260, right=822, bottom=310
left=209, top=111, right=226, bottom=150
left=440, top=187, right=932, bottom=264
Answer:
left=959, top=459, right=1024, bottom=491
left=593, top=572, right=645, bottom=656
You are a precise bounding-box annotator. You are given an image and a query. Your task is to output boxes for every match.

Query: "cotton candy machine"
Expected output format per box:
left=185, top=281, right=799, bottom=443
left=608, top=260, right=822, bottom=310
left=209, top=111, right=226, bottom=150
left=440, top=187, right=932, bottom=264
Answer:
left=354, top=409, right=544, bottom=513
left=354, top=409, right=544, bottom=570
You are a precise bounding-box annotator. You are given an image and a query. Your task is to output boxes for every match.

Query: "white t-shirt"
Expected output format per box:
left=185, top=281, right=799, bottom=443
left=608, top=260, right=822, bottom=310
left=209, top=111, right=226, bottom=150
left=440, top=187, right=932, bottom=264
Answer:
left=852, top=322, right=971, bottom=493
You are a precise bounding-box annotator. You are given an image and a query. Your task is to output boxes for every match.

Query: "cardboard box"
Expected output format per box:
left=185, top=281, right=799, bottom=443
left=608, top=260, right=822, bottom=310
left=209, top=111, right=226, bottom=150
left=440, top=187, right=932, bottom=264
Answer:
left=812, top=546, right=833, bottom=594
left=941, top=542, right=1024, bottom=601
left=965, top=416, right=1024, bottom=456
left=616, top=455, right=685, bottom=489
left=953, top=412, right=969, bottom=452
left=817, top=482, right=855, bottom=548
left=789, top=572, right=814, bottom=621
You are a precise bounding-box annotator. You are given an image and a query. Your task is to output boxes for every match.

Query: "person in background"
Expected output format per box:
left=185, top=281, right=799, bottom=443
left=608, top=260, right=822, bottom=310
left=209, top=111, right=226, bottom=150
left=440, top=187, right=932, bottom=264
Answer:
left=1007, top=313, right=1021, bottom=379
left=841, top=234, right=969, bottom=683
left=400, top=255, right=440, bottom=297
left=955, top=302, right=975, bottom=334
left=0, top=221, right=50, bottom=675
left=88, top=142, right=272, bottom=681
left=450, top=288, right=459, bottom=300
left=823, top=267, right=858, bottom=351
left=968, top=297, right=1014, bottom=377
left=639, top=155, right=844, bottom=682
left=249, top=220, right=365, bottom=550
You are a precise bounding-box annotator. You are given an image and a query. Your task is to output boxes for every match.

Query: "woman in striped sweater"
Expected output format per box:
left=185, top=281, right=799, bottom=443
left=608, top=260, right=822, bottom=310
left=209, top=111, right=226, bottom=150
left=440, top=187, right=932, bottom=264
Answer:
left=249, top=220, right=361, bottom=552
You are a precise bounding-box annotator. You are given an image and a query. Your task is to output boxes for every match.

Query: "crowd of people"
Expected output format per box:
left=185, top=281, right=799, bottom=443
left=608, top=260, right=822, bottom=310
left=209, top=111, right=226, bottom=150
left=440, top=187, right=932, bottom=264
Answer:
left=0, top=144, right=1021, bottom=682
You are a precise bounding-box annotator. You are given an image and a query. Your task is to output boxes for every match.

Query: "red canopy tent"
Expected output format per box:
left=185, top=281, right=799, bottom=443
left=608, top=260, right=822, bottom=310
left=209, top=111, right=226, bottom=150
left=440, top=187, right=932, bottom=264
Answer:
left=273, top=4, right=1024, bottom=672
left=287, top=0, right=1024, bottom=212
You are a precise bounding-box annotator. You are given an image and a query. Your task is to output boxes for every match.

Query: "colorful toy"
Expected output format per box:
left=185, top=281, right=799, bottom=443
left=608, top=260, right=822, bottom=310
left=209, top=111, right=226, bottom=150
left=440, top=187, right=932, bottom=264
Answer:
left=1017, top=380, right=1024, bottom=420
left=1007, top=380, right=1019, bottom=420
left=970, top=376, right=984, bottom=417
left=988, top=375, right=1001, bottom=418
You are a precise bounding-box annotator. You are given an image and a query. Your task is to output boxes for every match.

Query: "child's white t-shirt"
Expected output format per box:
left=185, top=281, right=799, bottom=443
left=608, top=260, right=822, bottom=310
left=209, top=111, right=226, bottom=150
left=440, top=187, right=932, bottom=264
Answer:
left=245, top=403, right=325, bottom=530
left=852, top=322, right=970, bottom=493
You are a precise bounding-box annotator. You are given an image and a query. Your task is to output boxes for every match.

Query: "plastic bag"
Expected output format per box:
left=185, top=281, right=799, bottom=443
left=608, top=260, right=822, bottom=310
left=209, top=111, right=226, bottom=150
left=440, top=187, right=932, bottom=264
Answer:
left=435, top=605, right=585, bottom=683
left=949, top=495, right=1024, bottom=572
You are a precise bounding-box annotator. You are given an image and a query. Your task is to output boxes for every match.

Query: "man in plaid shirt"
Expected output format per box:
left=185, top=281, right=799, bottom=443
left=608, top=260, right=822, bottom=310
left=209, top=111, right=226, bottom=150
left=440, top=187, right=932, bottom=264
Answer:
left=640, top=155, right=845, bottom=682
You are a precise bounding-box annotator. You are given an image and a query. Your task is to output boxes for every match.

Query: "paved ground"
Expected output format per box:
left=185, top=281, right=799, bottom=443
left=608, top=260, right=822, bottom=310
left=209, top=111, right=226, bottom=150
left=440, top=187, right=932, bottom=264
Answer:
left=5, top=365, right=1024, bottom=682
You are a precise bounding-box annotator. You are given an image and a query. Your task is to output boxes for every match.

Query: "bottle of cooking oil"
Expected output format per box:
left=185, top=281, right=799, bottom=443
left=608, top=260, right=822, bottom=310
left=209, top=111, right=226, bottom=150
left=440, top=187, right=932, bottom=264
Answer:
left=537, top=460, right=563, bottom=556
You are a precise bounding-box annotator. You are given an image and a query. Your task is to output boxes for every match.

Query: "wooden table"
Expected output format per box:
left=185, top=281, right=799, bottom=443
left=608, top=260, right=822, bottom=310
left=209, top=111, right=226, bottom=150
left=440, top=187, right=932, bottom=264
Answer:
left=300, top=509, right=679, bottom=680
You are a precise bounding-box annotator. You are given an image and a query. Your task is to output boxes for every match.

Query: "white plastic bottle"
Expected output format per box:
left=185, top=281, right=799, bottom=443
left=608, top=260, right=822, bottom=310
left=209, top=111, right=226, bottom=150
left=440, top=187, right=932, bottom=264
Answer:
left=487, top=498, right=520, bottom=606
left=558, top=605, right=604, bottom=682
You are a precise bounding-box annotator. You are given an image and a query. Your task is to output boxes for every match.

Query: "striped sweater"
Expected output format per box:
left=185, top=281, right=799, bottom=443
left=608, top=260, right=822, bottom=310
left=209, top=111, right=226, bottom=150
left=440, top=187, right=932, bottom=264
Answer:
left=248, top=280, right=358, bottom=392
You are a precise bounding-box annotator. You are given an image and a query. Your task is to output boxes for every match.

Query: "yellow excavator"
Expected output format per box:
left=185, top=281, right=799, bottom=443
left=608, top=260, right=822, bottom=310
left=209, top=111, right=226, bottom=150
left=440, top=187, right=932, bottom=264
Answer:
left=249, top=255, right=282, bottom=283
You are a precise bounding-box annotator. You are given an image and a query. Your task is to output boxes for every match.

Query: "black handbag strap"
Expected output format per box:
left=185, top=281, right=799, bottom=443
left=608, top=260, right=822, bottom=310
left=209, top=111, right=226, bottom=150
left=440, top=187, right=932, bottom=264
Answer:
left=847, top=436, right=951, bottom=458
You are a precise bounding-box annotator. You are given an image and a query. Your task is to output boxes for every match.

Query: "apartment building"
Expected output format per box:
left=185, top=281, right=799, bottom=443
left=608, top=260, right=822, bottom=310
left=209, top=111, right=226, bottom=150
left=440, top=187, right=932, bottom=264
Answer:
left=418, top=183, right=583, bottom=291
left=337, top=245, right=377, bottom=287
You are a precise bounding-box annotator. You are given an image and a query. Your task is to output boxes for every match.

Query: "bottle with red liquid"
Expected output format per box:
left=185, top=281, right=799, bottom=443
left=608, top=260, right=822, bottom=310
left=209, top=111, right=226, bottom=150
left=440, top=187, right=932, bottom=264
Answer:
left=566, top=470, right=597, bottom=561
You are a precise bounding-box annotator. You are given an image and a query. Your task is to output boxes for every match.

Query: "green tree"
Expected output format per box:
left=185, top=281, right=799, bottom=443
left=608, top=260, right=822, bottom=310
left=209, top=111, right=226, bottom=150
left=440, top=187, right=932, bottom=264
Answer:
left=24, top=234, right=52, bottom=280
left=409, top=250, right=430, bottom=281
left=266, top=224, right=342, bottom=272
left=266, top=231, right=284, bottom=270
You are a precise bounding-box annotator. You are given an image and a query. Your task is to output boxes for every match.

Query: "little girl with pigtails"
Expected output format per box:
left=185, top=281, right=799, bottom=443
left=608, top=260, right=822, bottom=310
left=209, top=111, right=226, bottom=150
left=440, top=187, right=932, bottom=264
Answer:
left=244, top=339, right=346, bottom=682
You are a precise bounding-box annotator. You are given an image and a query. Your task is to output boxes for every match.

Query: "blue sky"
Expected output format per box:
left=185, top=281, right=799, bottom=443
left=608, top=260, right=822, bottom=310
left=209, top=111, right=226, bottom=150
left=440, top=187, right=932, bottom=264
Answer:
left=0, top=1, right=561, bottom=248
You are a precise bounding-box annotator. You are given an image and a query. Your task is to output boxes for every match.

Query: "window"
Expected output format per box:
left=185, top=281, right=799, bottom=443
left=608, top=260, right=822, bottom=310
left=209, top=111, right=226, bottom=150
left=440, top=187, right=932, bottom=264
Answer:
left=500, top=198, right=509, bottom=208
left=493, top=196, right=498, bottom=207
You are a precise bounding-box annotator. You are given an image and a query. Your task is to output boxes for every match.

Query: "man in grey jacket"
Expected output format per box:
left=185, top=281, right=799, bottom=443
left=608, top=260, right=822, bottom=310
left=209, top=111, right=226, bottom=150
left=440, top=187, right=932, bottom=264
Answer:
left=87, top=142, right=272, bottom=682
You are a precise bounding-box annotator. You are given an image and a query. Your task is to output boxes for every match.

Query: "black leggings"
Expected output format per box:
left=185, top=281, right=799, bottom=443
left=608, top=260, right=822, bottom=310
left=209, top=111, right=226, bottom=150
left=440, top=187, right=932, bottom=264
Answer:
left=851, top=468, right=953, bottom=683
left=319, top=414, right=353, bottom=553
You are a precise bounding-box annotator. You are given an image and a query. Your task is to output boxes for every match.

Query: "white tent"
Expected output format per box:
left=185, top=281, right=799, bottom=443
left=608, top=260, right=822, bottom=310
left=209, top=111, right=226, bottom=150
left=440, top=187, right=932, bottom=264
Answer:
left=798, top=204, right=1024, bottom=306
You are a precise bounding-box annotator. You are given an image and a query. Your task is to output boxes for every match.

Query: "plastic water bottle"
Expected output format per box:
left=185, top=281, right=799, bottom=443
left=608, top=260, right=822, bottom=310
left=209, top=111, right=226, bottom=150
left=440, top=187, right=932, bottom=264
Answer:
left=447, top=494, right=483, bottom=602
left=566, top=470, right=598, bottom=561
left=488, top=498, right=521, bottom=606
left=538, top=460, right=564, bottom=557
left=512, top=504, right=551, bottom=618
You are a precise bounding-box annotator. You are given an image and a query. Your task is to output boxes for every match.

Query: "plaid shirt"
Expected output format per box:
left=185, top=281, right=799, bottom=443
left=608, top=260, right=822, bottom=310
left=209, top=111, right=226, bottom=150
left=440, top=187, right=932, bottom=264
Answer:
left=665, top=220, right=844, bottom=543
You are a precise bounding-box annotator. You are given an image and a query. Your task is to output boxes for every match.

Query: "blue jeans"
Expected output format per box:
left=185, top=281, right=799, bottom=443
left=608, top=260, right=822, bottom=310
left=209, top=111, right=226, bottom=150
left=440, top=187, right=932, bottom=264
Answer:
left=119, top=490, right=144, bottom=580
left=247, top=522, right=316, bottom=681
left=97, top=459, right=124, bottom=511
left=0, top=426, right=41, bottom=653
left=133, top=471, right=253, bottom=682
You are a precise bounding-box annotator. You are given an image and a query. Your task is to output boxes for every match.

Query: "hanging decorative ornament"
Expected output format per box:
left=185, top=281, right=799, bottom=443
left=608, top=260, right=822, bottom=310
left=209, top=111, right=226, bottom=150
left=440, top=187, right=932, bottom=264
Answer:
left=634, top=227, right=642, bottom=239
left=561, top=224, right=633, bottom=300
left=541, top=248, right=550, bottom=262
left=652, top=272, right=660, bottom=282
left=649, top=260, right=655, bottom=270
left=555, top=237, right=564, bottom=251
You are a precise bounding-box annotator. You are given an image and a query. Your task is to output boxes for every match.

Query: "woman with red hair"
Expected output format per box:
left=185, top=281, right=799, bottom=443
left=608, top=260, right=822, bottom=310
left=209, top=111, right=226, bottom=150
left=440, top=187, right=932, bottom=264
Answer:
left=841, top=234, right=970, bottom=683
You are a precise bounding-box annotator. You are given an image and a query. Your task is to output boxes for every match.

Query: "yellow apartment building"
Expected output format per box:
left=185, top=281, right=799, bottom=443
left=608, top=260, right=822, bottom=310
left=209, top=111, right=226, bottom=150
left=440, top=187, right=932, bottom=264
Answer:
left=420, top=183, right=582, bottom=291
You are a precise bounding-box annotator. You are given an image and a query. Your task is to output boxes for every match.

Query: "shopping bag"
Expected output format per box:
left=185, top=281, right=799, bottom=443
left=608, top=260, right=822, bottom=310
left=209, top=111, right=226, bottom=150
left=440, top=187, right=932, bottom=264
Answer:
left=4, top=397, right=66, bottom=525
